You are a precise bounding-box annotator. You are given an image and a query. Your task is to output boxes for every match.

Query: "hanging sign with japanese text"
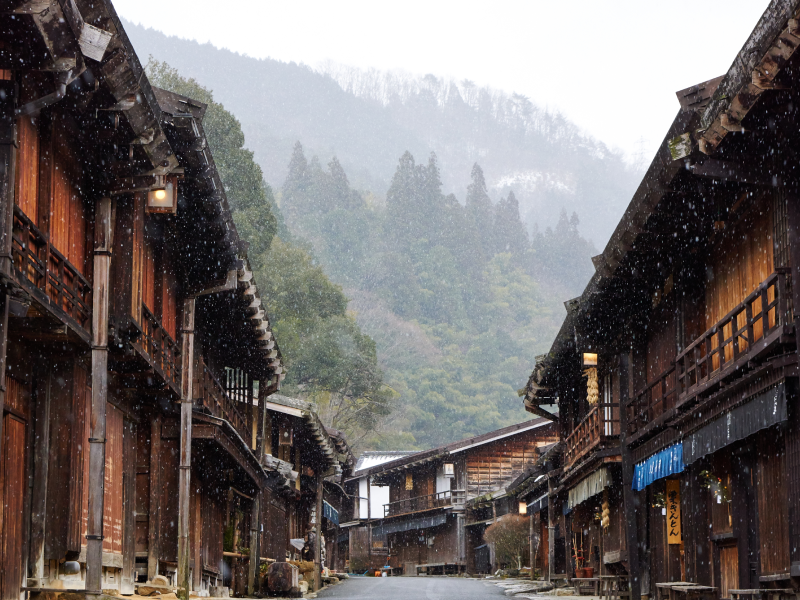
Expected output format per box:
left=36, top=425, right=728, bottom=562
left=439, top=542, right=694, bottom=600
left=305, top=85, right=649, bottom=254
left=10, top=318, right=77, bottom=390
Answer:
left=666, top=479, right=682, bottom=544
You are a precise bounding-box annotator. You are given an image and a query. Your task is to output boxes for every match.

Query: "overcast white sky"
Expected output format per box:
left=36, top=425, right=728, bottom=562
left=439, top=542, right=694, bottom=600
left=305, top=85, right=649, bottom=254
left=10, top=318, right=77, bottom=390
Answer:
left=115, top=0, right=771, bottom=162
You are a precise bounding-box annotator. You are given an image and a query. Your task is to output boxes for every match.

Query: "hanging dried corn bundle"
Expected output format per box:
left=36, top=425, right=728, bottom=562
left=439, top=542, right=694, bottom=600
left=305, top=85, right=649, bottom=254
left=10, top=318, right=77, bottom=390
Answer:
left=601, top=490, right=610, bottom=531
left=586, top=367, right=599, bottom=405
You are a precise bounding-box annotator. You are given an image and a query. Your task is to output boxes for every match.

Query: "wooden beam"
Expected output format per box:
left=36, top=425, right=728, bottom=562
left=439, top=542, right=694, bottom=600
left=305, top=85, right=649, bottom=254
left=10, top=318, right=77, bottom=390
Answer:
left=86, top=196, right=114, bottom=598
left=29, top=368, right=52, bottom=584
left=619, top=351, right=641, bottom=600
left=178, top=298, right=196, bottom=600
left=147, top=414, right=162, bottom=581
left=122, top=420, right=137, bottom=594
left=687, top=158, right=771, bottom=185
left=314, top=472, right=324, bottom=592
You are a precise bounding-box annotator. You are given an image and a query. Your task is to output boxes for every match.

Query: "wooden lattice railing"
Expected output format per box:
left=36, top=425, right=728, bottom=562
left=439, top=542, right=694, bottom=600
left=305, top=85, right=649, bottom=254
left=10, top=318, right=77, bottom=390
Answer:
left=628, top=365, right=677, bottom=435
left=384, top=489, right=465, bottom=518
left=11, top=206, right=91, bottom=331
left=676, top=269, right=790, bottom=402
left=194, top=356, right=250, bottom=443
left=140, top=304, right=181, bottom=390
left=564, top=403, right=620, bottom=469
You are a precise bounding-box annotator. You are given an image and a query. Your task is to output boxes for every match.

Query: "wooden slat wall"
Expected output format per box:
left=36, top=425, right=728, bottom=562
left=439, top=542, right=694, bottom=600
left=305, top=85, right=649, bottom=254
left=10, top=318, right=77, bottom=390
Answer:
left=130, top=193, right=144, bottom=325
left=135, top=423, right=151, bottom=556
left=706, top=203, right=774, bottom=330
left=1, top=378, right=29, bottom=600
left=80, top=401, right=124, bottom=554
left=159, top=436, right=179, bottom=562
left=68, top=364, right=89, bottom=553
left=14, top=115, right=39, bottom=223
left=1, top=414, right=27, bottom=600
left=162, top=258, right=178, bottom=339
left=757, top=431, right=789, bottom=575
left=465, top=432, right=556, bottom=499
left=719, top=544, right=738, bottom=600
left=202, top=484, right=224, bottom=573
left=647, top=298, right=676, bottom=383
left=142, top=233, right=156, bottom=313
left=50, top=128, right=88, bottom=275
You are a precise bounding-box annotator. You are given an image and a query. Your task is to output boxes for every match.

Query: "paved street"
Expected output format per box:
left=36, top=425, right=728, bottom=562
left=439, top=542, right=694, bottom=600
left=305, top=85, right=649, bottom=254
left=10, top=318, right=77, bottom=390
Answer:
left=317, top=576, right=507, bottom=599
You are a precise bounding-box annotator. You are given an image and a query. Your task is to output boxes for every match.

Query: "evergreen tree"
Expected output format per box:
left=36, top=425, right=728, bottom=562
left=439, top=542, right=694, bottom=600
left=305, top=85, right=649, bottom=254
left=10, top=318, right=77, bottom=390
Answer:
left=493, top=190, right=529, bottom=260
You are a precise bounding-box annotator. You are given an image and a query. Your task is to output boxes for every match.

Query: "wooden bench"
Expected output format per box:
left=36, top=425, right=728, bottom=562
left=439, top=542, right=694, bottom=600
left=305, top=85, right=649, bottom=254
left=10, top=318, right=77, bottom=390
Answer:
left=730, top=590, right=797, bottom=600
left=574, top=577, right=601, bottom=596
left=657, top=583, right=717, bottom=600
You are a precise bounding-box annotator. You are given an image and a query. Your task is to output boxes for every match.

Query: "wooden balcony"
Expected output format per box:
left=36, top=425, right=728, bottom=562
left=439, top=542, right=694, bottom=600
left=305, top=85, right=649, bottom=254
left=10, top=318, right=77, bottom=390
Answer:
left=194, top=356, right=250, bottom=443
left=628, top=365, right=676, bottom=436
left=131, top=304, right=182, bottom=394
left=563, top=403, right=619, bottom=470
left=628, top=270, right=793, bottom=440
left=11, top=205, right=92, bottom=335
left=384, top=489, right=466, bottom=518
left=676, top=269, right=791, bottom=404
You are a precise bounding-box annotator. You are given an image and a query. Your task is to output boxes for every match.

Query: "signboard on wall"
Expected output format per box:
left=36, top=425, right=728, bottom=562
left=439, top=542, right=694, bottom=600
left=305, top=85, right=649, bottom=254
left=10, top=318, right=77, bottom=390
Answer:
left=666, top=479, right=682, bottom=544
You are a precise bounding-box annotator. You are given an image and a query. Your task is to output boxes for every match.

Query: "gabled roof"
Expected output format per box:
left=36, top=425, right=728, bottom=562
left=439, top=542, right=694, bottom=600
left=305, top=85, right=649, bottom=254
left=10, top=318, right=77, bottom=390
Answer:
left=348, top=418, right=553, bottom=481
left=354, top=451, right=417, bottom=473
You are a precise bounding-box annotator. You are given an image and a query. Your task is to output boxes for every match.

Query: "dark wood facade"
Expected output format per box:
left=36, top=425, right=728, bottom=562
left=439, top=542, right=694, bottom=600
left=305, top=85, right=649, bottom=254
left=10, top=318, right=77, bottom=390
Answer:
left=0, top=3, right=352, bottom=598
left=521, top=1, right=800, bottom=597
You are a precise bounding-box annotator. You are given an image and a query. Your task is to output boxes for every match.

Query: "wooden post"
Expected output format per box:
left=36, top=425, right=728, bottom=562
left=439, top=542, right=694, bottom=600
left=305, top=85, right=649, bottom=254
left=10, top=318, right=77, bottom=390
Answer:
left=148, top=414, right=162, bottom=581
left=87, top=197, right=114, bottom=597
left=547, top=478, right=554, bottom=582
left=29, top=370, right=52, bottom=583
left=530, top=507, right=535, bottom=580
left=0, top=77, right=16, bottom=453
left=367, top=475, right=372, bottom=568
left=314, top=473, right=324, bottom=591
left=619, top=351, right=642, bottom=600
left=248, top=380, right=270, bottom=595
left=178, top=298, right=196, bottom=600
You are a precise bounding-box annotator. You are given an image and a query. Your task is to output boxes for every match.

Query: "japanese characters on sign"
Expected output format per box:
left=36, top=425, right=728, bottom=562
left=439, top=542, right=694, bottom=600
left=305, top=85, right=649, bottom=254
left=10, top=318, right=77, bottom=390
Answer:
left=666, top=479, right=681, bottom=544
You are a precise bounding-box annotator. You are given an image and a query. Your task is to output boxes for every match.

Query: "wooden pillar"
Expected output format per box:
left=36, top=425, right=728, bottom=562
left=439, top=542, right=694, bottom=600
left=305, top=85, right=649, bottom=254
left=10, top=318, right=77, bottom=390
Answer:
left=530, top=507, right=535, bottom=580
left=547, top=480, right=554, bottom=582
left=248, top=380, right=270, bottom=594
left=29, top=370, right=52, bottom=584
left=148, top=414, right=162, bottom=580
left=0, top=76, right=16, bottom=457
left=785, top=191, right=800, bottom=575
left=122, top=420, right=137, bottom=594
left=178, top=298, right=196, bottom=600
left=87, top=197, right=114, bottom=597
left=314, top=473, right=324, bottom=591
left=619, top=351, right=642, bottom=600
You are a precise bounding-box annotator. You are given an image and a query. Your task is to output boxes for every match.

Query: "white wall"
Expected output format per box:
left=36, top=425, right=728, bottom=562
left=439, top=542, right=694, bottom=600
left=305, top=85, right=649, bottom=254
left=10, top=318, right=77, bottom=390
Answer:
left=358, top=477, right=369, bottom=519
left=370, top=483, right=390, bottom=518
left=435, top=466, right=451, bottom=494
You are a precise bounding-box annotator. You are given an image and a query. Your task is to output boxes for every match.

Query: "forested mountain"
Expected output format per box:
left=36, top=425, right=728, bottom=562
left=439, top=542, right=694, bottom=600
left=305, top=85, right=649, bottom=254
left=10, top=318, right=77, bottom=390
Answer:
left=129, top=23, right=628, bottom=449
left=279, top=145, right=595, bottom=448
left=123, top=20, right=642, bottom=245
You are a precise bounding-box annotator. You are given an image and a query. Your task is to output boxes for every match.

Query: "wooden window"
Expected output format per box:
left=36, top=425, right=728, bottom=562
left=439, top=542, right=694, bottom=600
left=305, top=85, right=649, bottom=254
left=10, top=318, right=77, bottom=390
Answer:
left=14, top=115, right=39, bottom=223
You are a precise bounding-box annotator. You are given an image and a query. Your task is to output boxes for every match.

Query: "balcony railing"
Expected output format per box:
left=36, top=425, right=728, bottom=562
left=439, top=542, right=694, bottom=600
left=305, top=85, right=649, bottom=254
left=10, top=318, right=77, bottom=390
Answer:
left=676, top=269, right=791, bottom=403
left=11, top=205, right=92, bottom=332
left=194, top=356, right=250, bottom=443
left=564, top=403, right=619, bottom=469
left=628, top=365, right=677, bottom=435
left=137, top=304, right=181, bottom=392
left=384, top=489, right=466, bottom=518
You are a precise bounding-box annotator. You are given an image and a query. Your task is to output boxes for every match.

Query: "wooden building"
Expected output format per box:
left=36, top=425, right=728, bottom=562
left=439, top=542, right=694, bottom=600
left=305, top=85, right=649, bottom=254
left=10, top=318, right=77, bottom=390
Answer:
left=0, top=3, right=353, bottom=599
left=521, top=1, right=800, bottom=598
left=353, top=419, right=557, bottom=575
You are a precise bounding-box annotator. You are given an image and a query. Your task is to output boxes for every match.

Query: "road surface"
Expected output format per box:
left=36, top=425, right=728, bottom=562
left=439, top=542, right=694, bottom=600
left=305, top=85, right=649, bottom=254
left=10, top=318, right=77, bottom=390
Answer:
left=317, top=576, right=507, bottom=599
